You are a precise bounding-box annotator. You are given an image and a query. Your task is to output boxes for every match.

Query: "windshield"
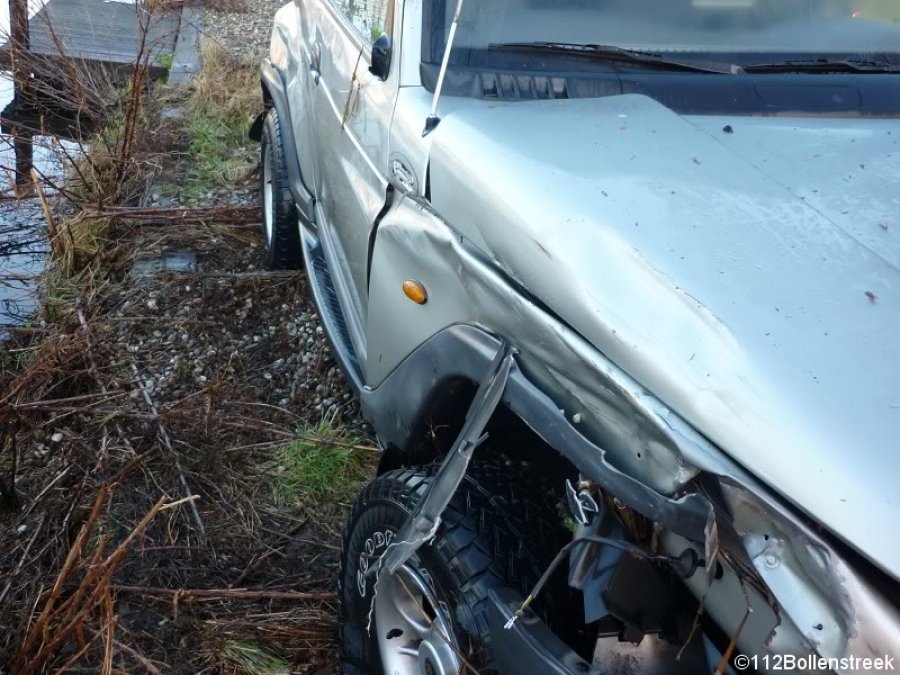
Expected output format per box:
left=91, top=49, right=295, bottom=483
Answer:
left=423, top=0, right=900, bottom=64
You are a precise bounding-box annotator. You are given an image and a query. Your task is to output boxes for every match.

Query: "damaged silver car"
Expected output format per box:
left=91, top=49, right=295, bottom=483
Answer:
left=252, top=0, right=900, bottom=672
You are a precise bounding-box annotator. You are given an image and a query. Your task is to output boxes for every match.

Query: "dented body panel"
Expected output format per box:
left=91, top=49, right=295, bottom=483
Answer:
left=365, top=190, right=900, bottom=665
left=423, top=96, right=900, bottom=580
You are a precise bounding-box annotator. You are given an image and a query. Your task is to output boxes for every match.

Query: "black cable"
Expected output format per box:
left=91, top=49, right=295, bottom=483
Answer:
left=503, top=535, right=679, bottom=629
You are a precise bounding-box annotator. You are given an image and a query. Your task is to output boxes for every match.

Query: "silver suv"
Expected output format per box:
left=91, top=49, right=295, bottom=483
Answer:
left=252, top=1, right=900, bottom=673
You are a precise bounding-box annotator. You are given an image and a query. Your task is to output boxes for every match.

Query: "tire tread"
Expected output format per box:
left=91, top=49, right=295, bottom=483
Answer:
left=339, top=461, right=574, bottom=673
left=260, top=109, right=302, bottom=270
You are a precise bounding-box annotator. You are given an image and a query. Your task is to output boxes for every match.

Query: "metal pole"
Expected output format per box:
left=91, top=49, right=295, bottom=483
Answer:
left=423, top=0, right=464, bottom=135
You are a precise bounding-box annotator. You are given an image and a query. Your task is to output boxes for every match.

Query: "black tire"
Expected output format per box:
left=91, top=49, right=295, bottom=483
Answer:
left=260, top=109, right=302, bottom=269
left=339, top=463, right=578, bottom=674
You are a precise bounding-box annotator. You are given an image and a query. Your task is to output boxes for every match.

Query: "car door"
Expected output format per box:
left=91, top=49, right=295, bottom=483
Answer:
left=305, top=0, right=399, bottom=365
left=280, top=0, right=321, bottom=210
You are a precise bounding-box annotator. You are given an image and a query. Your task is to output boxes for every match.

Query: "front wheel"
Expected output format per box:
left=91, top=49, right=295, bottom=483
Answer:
left=338, top=463, right=577, bottom=674
left=259, top=109, right=302, bottom=270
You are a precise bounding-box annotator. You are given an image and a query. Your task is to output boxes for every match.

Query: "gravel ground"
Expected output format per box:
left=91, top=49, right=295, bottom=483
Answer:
left=202, top=0, right=284, bottom=60
left=117, top=223, right=368, bottom=438
left=142, top=2, right=372, bottom=437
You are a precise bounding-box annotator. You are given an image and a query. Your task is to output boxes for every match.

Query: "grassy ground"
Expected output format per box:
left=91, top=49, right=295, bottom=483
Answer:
left=0, top=43, right=372, bottom=675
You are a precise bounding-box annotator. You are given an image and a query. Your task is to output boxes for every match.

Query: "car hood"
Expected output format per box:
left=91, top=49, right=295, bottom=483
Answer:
left=427, top=94, right=900, bottom=577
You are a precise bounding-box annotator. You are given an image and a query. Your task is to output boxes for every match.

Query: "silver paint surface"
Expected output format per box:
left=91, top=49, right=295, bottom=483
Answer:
left=270, top=1, right=900, bottom=665
left=425, top=95, right=900, bottom=578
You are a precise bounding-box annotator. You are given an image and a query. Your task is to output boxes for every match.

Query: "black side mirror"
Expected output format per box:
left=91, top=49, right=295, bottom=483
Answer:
left=369, top=34, right=392, bottom=81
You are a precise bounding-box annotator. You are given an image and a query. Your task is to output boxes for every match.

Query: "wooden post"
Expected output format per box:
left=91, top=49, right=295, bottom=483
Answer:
left=9, top=0, right=30, bottom=55
left=9, top=0, right=34, bottom=192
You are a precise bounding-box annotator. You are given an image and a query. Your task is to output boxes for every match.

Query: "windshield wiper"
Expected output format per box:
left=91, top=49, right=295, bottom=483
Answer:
left=744, top=58, right=900, bottom=74
left=488, top=42, right=739, bottom=75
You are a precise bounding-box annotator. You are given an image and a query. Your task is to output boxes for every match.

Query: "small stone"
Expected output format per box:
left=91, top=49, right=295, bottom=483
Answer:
left=51, top=432, right=63, bottom=443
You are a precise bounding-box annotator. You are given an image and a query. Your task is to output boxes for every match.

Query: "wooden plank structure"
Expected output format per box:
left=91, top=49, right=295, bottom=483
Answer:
left=0, top=0, right=180, bottom=71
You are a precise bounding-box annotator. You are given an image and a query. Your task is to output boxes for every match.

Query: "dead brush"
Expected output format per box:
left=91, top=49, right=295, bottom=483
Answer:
left=1, top=3, right=364, bottom=671
left=9, top=488, right=199, bottom=675
left=171, top=40, right=261, bottom=194
left=190, top=40, right=260, bottom=120
left=0, top=0, right=181, bottom=205
left=0, top=264, right=365, bottom=670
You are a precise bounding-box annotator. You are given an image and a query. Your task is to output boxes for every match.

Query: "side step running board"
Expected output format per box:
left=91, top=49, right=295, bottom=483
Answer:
left=299, top=228, right=364, bottom=393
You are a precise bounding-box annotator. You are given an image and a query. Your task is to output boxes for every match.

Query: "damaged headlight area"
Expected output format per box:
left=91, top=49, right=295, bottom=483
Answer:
left=709, top=480, right=900, bottom=664
left=534, top=468, right=900, bottom=674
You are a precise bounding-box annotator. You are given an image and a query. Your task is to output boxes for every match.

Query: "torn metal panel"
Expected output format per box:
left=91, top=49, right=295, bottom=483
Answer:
left=719, top=480, right=900, bottom=664
left=662, top=477, right=900, bottom=668
left=373, top=343, right=515, bottom=576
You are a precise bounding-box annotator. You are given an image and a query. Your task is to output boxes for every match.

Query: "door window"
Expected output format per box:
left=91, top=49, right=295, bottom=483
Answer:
left=334, top=0, right=392, bottom=44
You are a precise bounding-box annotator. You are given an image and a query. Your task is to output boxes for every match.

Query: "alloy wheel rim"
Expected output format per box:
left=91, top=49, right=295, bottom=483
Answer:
left=373, top=564, right=463, bottom=675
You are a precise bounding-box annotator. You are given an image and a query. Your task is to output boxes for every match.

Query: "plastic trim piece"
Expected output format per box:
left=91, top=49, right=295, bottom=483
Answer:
left=374, top=343, right=514, bottom=576
left=487, top=588, right=594, bottom=675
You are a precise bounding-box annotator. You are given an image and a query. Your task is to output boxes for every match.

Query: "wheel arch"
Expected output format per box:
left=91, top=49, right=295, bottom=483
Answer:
left=365, top=326, right=578, bottom=493
left=361, top=323, right=714, bottom=543
left=253, top=59, right=316, bottom=225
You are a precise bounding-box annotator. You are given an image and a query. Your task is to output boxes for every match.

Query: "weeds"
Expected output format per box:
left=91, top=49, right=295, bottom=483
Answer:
left=273, top=421, right=375, bottom=507
left=220, top=641, right=291, bottom=675
left=179, top=41, right=258, bottom=198
left=1, top=4, right=367, bottom=673
left=186, top=111, right=255, bottom=195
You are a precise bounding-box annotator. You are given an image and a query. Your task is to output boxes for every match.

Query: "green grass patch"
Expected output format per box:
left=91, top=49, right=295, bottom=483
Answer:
left=184, top=110, right=255, bottom=197
left=272, top=422, right=373, bottom=506
left=179, top=40, right=260, bottom=198
left=157, top=52, right=175, bottom=71
left=220, top=641, right=290, bottom=675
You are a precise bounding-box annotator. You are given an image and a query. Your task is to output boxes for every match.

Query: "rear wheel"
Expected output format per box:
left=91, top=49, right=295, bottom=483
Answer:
left=339, top=463, right=577, bottom=674
left=260, top=109, right=302, bottom=269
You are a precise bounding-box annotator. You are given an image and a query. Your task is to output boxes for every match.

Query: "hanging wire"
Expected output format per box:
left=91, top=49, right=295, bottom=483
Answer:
left=503, top=535, right=685, bottom=629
